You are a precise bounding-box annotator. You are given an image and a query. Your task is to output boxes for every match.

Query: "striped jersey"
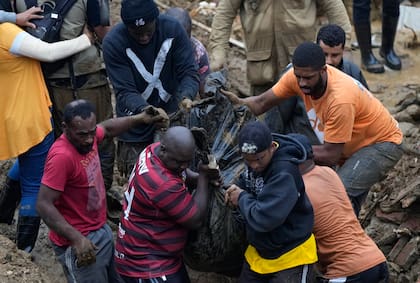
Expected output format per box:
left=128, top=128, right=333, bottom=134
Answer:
left=115, top=142, right=198, bottom=279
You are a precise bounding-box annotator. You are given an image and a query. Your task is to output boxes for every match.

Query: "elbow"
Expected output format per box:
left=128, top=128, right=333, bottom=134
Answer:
left=183, top=212, right=206, bottom=230
left=251, top=221, right=279, bottom=233
left=39, top=55, right=59, bottom=63
left=35, top=200, right=45, bottom=217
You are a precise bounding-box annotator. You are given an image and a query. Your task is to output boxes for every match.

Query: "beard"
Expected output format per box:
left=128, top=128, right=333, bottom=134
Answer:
left=301, top=74, right=326, bottom=99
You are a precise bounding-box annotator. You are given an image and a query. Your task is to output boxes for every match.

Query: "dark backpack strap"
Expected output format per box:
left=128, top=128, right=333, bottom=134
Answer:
left=54, top=0, right=78, bottom=17
left=24, top=0, right=38, bottom=9
left=24, top=0, right=77, bottom=20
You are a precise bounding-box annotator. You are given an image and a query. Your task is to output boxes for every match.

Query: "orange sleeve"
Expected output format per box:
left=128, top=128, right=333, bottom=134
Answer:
left=271, top=68, right=300, bottom=99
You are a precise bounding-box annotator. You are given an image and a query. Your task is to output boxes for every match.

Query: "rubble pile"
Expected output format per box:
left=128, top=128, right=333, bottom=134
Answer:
left=361, top=84, right=420, bottom=283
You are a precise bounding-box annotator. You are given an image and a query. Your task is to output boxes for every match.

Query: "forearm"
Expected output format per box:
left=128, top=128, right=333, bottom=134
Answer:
left=176, top=74, right=200, bottom=100
left=101, top=115, right=143, bottom=137
left=14, top=33, right=91, bottom=62
left=37, top=202, right=84, bottom=245
left=242, top=92, right=278, bottom=116
left=185, top=168, right=199, bottom=188
left=192, top=174, right=210, bottom=220
left=0, top=10, right=16, bottom=23
left=208, top=0, right=239, bottom=60
left=312, top=144, right=341, bottom=166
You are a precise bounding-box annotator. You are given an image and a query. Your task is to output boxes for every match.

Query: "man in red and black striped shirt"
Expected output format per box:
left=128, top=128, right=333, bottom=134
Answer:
left=115, top=126, right=218, bottom=283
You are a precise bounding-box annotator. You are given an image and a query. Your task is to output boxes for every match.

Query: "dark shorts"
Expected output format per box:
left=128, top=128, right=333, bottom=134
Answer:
left=119, top=264, right=191, bottom=283
left=52, top=224, right=121, bottom=283
left=239, top=261, right=314, bottom=283
left=316, top=261, right=388, bottom=283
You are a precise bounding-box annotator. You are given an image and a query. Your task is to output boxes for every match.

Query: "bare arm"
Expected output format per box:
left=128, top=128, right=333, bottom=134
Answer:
left=100, top=106, right=169, bottom=138
left=36, top=185, right=97, bottom=266
left=182, top=166, right=212, bottom=230
left=312, top=142, right=344, bottom=167
left=37, top=185, right=85, bottom=244
left=220, top=88, right=285, bottom=116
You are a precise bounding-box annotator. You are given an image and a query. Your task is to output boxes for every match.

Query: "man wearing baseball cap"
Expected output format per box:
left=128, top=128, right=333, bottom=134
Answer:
left=102, top=0, right=200, bottom=179
left=224, top=121, right=317, bottom=282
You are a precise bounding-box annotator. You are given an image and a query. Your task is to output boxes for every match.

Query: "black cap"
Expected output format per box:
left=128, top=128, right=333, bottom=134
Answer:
left=238, top=121, right=272, bottom=154
left=121, top=0, right=159, bottom=27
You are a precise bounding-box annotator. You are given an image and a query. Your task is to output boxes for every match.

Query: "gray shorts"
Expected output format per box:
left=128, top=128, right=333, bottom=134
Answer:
left=51, top=224, right=121, bottom=283
left=337, top=141, right=403, bottom=214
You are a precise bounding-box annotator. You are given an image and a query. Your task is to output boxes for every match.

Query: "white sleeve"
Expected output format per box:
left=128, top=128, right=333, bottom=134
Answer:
left=9, top=32, right=91, bottom=62
left=0, top=10, right=16, bottom=23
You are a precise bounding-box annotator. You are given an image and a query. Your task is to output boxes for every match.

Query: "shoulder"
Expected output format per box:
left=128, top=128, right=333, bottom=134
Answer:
left=157, top=15, right=186, bottom=38
left=327, top=66, right=362, bottom=95
left=342, top=59, right=363, bottom=74
left=103, top=23, right=127, bottom=49
left=104, top=23, right=125, bottom=41
left=0, top=23, right=23, bottom=45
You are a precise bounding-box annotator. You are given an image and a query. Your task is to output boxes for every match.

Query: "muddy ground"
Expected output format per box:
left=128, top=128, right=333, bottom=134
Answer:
left=1, top=1, right=419, bottom=282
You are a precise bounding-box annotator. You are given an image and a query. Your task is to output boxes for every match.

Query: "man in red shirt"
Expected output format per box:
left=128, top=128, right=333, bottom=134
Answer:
left=37, top=99, right=168, bottom=283
left=115, top=126, right=219, bottom=283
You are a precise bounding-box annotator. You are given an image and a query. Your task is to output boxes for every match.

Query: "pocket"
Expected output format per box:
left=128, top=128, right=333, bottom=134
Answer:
left=284, top=0, right=306, bottom=9
left=246, top=49, right=276, bottom=85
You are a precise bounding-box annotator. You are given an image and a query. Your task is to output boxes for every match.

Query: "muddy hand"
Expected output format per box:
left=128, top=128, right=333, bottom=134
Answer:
left=154, top=107, right=170, bottom=129
left=179, top=98, right=193, bottom=112
left=220, top=89, right=243, bottom=106
left=74, top=237, right=97, bottom=268
left=137, top=106, right=169, bottom=129
left=224, top=185, right=243, bottom=207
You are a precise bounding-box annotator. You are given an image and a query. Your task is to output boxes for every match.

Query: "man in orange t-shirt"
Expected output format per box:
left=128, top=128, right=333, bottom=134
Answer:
left=292, top=133, right=388, bottom=282
left=221, top=42, right=403, bottom=216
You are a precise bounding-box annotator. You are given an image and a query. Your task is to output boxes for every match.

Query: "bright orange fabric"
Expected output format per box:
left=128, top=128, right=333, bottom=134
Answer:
left=271, top=66, right=402, bottom=160
left=303, top=165, right=386, bottom=278
left=0, top=23, right=52, bottom=159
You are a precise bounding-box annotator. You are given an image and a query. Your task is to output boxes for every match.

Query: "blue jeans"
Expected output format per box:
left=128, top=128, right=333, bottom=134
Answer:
left=353, top=0, right=399, bottom=24
left=337, top=142, right=403, bottom=216
left=7, top=160, right=20, bottom=180
left=18, top=130, right=54, bottom=217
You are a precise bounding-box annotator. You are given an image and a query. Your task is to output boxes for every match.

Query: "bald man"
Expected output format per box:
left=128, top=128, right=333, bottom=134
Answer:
left=114, top=126, right=218, bottom=283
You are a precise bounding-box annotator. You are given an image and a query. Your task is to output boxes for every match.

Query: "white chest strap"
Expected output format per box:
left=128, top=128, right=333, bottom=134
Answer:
left=125, top=38, right=174, bottom=103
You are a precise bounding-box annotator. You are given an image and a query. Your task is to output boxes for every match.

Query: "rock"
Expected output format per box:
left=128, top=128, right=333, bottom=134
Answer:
left=399, top=122, right=417, bottom=136
left=0, top=234, right=53, bottom=283
left=406, top=104, right=420, bottom=120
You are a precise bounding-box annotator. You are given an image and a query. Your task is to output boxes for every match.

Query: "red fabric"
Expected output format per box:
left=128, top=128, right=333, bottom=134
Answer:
left=41, top=126, right=107, bottom=247
left=115, top=142, right=198, bottom=279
